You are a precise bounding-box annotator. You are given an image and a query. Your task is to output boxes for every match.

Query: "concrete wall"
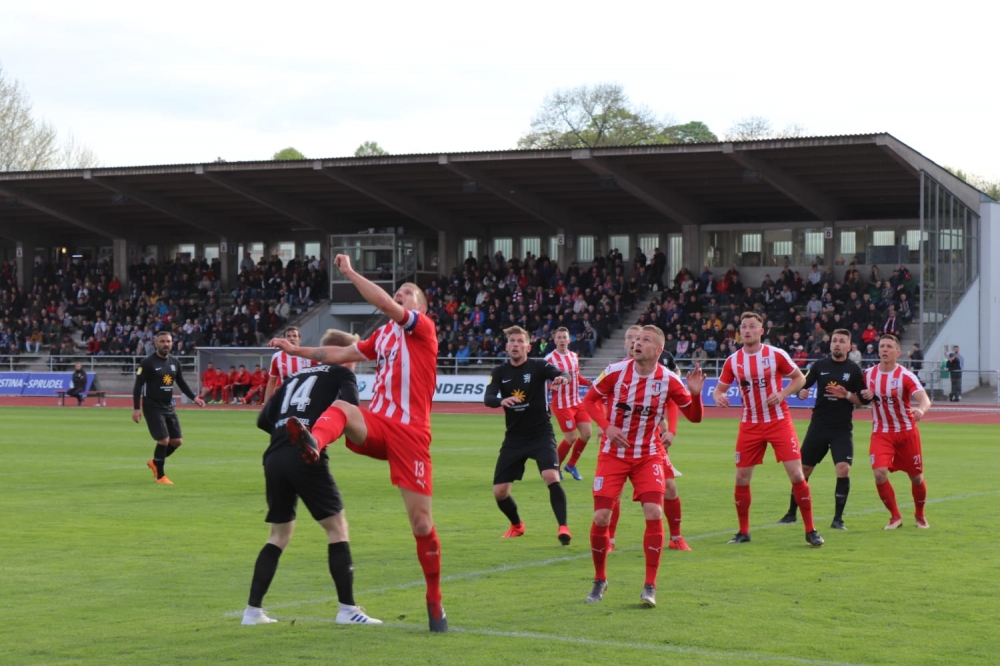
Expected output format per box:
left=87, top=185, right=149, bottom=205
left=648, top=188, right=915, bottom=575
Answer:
left=924, top=276, right=981, bottom=394
left=979, top=201, right=1000, bottom=386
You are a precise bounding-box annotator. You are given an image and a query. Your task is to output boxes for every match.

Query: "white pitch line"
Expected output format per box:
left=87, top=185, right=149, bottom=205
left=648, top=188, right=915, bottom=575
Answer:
left=240, top=615, right=866, bottom=666
left=232, top=488, right=1000, bottom=614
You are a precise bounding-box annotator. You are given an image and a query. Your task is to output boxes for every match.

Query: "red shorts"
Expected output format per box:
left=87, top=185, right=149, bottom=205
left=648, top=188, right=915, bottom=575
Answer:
left=661, top=452, right=677, bottom=480
left=735, top=420, right=800, bottom=467
left=870, top=429, right=923, bottom=475
left=551, top=404, right=590, bottom=433
left=593, top=453, right=668, bottom=503
left=346, top=411, right=433, bottom=495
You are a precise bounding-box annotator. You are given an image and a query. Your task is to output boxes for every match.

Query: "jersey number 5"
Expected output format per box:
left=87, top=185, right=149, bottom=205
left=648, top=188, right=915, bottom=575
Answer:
left=281, top=376, right=318, bottom=413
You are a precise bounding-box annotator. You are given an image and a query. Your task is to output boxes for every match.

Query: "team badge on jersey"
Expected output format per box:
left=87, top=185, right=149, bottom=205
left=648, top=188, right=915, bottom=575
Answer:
left=762, top=358, right=771, bottom=368
left=593, top=476, right=604, bottom=491
left=170, top=364, right=176, bottom=372
left=891, top=379, right=901, bottom=388
left=523, top=373, right=531, bottom=383
left=653, top=382, right=662, bottom=393
left=843, top=373, right=850, bottom=381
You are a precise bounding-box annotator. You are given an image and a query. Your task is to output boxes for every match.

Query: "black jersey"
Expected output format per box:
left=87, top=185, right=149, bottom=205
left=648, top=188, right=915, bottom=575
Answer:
left=485, top=358, right=565, bottom=438
left=802, top=357, right=867, bottom=430
left=257, top=364, right=359, bottom=461
left=133, top=353, right=197, bottom=411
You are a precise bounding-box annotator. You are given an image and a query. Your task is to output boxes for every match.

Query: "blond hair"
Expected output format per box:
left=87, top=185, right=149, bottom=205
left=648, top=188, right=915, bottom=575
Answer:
left=640, top=325, right=665, bottom=346
left=321, top=328, right=360, bottom=347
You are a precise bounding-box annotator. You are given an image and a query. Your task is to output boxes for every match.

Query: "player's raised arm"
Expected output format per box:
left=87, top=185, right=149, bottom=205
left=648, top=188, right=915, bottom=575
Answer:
left=269, top=337, right=366, bottom=366
left=335, top=253, right=409, bottom=325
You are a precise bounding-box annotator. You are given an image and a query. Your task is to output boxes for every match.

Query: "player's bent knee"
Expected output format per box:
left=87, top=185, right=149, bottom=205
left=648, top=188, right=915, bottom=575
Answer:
left=835, top=462, right=851, bottom=476
left=492, top=484, right=511, bottom=500
left=593, top=508, right=612, bottom=526
left=540, top=470, right=561, bottom=485
left=169, top=439, right=182, bottom=448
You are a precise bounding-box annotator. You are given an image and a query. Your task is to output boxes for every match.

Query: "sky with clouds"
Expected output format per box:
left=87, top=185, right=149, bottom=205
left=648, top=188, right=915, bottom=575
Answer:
left=3, top=0, right=997, bottom=180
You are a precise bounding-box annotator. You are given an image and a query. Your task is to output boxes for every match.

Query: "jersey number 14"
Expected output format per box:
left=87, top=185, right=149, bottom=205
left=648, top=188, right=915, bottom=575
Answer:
left=281, top=376, right=317, bottom=413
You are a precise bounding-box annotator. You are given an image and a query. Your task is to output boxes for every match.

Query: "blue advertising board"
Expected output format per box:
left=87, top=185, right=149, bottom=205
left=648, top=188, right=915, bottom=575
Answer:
left=0, top=372, right=96, bottom=397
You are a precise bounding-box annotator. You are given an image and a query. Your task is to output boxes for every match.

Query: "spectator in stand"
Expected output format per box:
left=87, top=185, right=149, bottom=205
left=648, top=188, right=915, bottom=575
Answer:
left=862, top=343, right=878, bottom=368
left=848, top=343, right=863, bottom=365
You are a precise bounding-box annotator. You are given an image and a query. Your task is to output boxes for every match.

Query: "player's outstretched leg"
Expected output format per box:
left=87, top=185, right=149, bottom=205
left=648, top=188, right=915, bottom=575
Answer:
left=285, top=417, right=320, bottom=464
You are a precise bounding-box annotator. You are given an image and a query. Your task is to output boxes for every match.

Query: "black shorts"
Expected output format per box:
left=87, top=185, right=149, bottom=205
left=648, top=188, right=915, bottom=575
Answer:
left=800, top=424, right=854, bottom=467
left=493, top=434, right=559, bottom=485
left=145, top=408, right=182, bottom=441
left=264, top=446, right=343, bottom=523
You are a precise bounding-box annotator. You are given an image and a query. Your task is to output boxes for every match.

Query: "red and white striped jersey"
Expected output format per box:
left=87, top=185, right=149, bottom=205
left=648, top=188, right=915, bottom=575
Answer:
left=590, top=359, right=692, bottom=459
left=545, top=349, right=586, bottom=409
left=355, top=310, right=438, bottom=433
left=719, top=344, right=796, bottom=424
left=864, top=364, right=924, bottom=433
left=269, top=352, right=314, bottom=390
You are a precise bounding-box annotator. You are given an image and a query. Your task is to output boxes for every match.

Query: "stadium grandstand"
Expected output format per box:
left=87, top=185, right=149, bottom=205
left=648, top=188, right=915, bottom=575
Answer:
left=1, top=133, right=997, bottom=403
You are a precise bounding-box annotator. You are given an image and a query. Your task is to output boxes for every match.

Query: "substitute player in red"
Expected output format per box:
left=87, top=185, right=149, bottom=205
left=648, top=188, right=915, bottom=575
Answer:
left=713, top=312, right=824, bottom=548
left=269, top=254, right=446, bottom=633
left=244, top=364, right=268, bottom=405
left=545, top=327, right=593, bottom=481
left=582, top=325, right=704, bottom=607
left=862, top=334, right=932, bottom=530
left=264, top=327, right=314, bottom=404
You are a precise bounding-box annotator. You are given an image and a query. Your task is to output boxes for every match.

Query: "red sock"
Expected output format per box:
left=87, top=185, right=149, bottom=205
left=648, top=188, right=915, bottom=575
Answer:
left=557, top=440, right=571, bottom=464
left=876, top=480, right=901, bottom=519
left=608, top=500, right=621, bottom=541
left=312, top=406, right=347, bottom=450
left=735, top=485, right=752, bottom=534
left=792, top=480, right=815, bottom=532
left=643, top=519, right=664, bottom=587
left=663, top=497, right=682, bottom=538
left=912, top=479, right=927, bottom=518
left=414, top=528, right=442, bottom=605
left=568, top=439, right=588, bottom=467
left=590, top=522, right=610, bottom=580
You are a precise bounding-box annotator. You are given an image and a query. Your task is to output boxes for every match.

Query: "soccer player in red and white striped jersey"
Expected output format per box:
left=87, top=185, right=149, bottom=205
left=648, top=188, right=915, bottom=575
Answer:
left=269, top=254, right=446, bottom=633
left=862, top=334, right=932, bottom=530
left=582, top=325, right=704, bottom=607
left=545, top=327, right=593, bottom=480
left=606, top=325, right=687, bottom=551
left=713, top=312, right=824, bottom=548
left=264, top=327, right=314, bottom=404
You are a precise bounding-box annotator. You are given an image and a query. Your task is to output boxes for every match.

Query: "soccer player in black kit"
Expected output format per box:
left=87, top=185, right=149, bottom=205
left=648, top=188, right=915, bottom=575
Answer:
left=132, top=331, right=205, bottom=484
left=242, top=328, right=381, bottom=626
left=484, top=326, right=573, bottom=545
left=779, top=329, right=869, bottom=530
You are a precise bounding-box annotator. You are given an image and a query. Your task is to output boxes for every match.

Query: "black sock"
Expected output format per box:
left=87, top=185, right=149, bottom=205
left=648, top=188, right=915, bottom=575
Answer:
left=164, top=445, right=178, bottom=458
left=496, top=496, right=521, bottom=525
left=548, top=482, right=568, bottom=527
left=152, top=445, right=167, bottom=477
left=328, top=541, right=354, bottom=606
left=248, top=543, right=283, bottom=607
left=834, top=477, right=851, bottom=520
left=787, top=491, right=798, bottom=516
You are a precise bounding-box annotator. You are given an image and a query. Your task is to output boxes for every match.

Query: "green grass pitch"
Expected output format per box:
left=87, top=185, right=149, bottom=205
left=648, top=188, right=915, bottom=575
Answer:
left=2, top=407, right=999, bottom=665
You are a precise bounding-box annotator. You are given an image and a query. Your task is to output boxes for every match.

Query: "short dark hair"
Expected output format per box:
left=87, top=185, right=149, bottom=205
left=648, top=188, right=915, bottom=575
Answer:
left=154, top=330, right=171, bottom=338
left=740, top=312, right=763, bottom=324
left=832, top=328, right=851, bottom=340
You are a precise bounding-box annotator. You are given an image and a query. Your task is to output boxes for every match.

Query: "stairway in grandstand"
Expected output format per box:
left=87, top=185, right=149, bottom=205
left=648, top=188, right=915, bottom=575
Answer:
left=577, top=290, right=659, bottom=378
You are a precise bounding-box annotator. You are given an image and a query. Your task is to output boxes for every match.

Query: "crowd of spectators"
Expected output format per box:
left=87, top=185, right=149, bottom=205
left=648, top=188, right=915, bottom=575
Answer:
left=426, top=248, right=647, bottom=366
left=0, top=251, right=327, bottom=369
left=636, top=260, right=920, bottom=371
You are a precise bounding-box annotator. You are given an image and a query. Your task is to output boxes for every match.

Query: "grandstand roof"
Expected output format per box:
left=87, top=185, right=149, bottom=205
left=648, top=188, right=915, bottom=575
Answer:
left=0, top=133, right=984, bottom=245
